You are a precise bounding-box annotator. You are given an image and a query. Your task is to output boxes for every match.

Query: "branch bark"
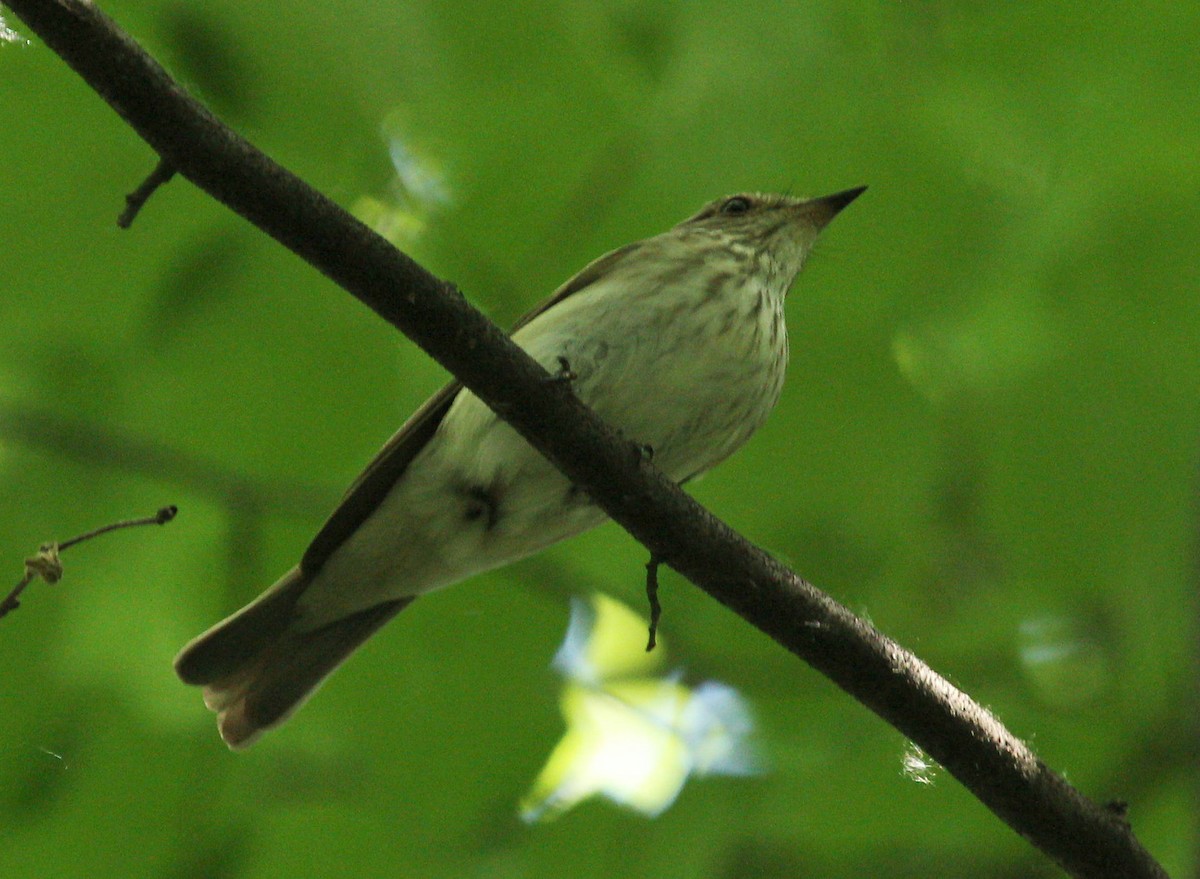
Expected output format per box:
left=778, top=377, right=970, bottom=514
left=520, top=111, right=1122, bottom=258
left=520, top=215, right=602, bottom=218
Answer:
left=3, top=2, right=1169, bottom=876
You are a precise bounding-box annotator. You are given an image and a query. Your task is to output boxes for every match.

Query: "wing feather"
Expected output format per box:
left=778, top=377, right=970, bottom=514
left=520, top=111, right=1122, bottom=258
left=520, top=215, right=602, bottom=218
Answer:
left=300, top=240, right=645, bottom=574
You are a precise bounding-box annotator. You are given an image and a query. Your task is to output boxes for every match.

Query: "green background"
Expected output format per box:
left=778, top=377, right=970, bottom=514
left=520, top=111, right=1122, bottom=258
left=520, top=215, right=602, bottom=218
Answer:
left=1, top=2, right=1196, bottom=876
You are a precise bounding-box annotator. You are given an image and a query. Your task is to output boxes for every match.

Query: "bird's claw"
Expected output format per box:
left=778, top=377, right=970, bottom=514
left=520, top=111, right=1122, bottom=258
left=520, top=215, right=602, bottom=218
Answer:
left=546, top=355, right=577, bottom=384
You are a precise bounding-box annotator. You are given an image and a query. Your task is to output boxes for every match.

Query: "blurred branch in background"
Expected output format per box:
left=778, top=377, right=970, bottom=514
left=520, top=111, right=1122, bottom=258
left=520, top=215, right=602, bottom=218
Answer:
left=0, top=2, right=1172, bottom=877
left=0, top=402, right=334, bottom=520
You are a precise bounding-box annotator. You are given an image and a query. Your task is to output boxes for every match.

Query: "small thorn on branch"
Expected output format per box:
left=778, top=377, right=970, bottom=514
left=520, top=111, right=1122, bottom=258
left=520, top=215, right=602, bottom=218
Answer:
left=117, top=157, right=176, bottom=228
left=645, top=554, right=662, bottom=651
left=0, top=505, right=179, bottom=620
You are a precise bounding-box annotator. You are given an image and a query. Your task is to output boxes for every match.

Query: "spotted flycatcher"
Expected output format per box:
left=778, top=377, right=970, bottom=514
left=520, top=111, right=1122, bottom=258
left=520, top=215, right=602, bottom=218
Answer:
left=176, top=187, right=866, bottom=747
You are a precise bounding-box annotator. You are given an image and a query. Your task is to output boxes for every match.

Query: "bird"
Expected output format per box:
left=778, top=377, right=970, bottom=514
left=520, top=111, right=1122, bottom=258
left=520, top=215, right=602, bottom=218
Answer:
left=174, top=187, right=865, bottom=748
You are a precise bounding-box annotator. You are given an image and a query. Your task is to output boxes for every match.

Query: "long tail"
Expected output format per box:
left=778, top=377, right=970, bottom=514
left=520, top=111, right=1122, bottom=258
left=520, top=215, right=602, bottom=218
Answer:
left=174, top=566, right=413, bottom=749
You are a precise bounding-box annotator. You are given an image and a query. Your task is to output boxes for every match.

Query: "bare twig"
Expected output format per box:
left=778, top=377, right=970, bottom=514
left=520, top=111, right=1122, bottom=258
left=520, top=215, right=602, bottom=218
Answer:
left=1, top=506, right=178, bottom=619
left=117, top=156, right=176, bottom=228
left=58, top=504, right=177, bottom=550
left=645, top=555, right=661, bottom=651
left=2, top=568, right=43, bottom=620
left=0, top=3, right=1170, bottom=876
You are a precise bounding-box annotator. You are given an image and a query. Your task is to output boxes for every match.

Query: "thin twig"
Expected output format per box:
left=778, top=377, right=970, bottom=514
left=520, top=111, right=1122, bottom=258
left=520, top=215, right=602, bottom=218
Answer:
left=117, top=157, right=175, bottom=228
left=0, top=571, right=39, bottom=620
left=58, top=504, right=177, bottom=550
left=0, top=505, right=178, bottom=619
left=645, top=555, right=662, bottom=651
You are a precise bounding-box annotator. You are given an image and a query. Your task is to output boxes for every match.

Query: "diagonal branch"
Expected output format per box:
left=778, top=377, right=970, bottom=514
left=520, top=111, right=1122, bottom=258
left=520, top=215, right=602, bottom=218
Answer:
left=2, top=2, right=1168, bottom=876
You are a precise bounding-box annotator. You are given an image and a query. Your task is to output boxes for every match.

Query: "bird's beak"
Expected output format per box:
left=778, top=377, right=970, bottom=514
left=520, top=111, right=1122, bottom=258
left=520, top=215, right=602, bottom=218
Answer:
left=806, top=186, right=868, bottom=229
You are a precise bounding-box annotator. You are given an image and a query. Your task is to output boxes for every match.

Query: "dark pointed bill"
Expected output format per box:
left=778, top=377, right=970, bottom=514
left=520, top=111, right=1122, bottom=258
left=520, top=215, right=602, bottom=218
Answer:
left=806, top=186, right=868, bottom=228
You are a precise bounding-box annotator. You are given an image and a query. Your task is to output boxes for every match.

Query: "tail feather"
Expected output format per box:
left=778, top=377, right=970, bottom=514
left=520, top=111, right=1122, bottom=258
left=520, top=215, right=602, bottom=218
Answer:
left=175, top=566, right=310, bottom=686
left=206, top=598, right=413, bottom=748
left=175, top=566, right=414, bottom=748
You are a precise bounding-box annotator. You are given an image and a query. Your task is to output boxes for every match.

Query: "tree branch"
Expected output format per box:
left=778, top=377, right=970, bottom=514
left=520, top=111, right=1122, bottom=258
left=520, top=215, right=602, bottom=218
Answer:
left=3, top=2, right=1168, bottom=876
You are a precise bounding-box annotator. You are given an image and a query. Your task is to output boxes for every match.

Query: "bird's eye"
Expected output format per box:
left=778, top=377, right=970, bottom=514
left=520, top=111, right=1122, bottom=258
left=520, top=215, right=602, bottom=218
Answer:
left=720, top=196, right=753, bottom=216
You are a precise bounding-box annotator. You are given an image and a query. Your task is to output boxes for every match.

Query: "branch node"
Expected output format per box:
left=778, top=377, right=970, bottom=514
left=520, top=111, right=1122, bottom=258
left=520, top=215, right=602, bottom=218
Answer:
left=25, top=543, right=63, bottom=584
left=1105, top=800, right=1131, bottom=826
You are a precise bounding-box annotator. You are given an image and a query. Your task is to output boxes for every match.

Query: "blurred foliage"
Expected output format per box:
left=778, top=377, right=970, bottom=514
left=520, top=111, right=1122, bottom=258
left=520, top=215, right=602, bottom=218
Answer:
left=1, top=1, right=1197, bottom=876
left=522, top=594, right=758, bottom=822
